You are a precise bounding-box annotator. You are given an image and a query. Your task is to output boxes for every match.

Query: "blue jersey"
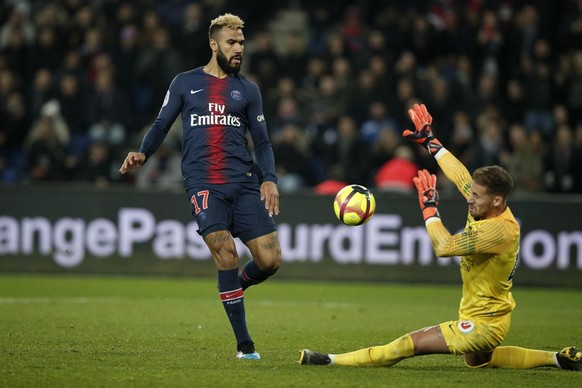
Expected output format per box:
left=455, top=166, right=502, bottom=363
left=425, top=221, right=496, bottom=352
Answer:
left=139, top=67, right=277, bottom=187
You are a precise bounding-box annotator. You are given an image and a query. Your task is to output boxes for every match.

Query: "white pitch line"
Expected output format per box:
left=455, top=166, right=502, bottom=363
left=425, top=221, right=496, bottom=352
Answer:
left=0, top=297, right=128, bottom=304
left=0, top=297, right=358, bottom=309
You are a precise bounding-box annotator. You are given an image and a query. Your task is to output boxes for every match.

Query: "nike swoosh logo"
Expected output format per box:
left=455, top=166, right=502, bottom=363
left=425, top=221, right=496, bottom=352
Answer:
left=225, top=292, right=239, bottom=298
left=191, top=89, right=204, bottom=94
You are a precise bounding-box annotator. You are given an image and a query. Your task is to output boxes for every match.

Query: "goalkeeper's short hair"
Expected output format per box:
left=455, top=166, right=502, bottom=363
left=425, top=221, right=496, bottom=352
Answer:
left=473, top=166, right=514, bottom=199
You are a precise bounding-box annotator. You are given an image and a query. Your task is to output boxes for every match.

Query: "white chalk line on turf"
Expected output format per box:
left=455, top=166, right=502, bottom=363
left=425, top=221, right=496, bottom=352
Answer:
left=0, top=298, right=357, bottom=309
left=0, top=297, right=128, bottom=304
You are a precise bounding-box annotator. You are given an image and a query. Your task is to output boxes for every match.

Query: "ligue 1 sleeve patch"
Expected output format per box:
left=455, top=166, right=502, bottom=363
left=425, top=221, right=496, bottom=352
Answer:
left=162, top=90, right=170, bottom=107
left=457, top=320, right=475, bottom=334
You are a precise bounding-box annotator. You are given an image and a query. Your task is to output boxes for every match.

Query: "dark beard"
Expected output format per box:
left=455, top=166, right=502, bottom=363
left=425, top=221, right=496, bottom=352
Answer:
left=216, top=47, right=241, bottom=75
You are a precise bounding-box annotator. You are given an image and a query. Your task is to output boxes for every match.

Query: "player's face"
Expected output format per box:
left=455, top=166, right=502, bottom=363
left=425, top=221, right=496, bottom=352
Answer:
left=467, top=181, right=499, bottom=220
left=215, top=27, right=244, bottom=74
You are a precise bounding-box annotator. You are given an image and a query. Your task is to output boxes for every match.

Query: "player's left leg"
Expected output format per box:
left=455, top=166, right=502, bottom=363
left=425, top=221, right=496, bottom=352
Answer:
left=232, top=182, right=280, bottom=290
left=241, top=231, right=281, bottom=289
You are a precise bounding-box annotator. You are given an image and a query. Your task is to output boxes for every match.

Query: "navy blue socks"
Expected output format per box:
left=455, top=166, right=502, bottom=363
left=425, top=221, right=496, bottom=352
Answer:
left=238, top=260, right=272, bottom=290
left=218, top=269, right=252, bottom=346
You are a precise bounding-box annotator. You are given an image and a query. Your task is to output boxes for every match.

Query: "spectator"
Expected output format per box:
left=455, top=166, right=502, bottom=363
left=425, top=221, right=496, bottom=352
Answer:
left=448, top=110, right=475, bottom=167
left=264, top=77, right=302, bottom=128
left=27, top=68, right=55, bottom=122
left=305, top=74, right=345, bottom=126
left=505, top=124, right=544, bottom=193
left=561, top=50, right=582, bottom=127
left=360, top=101, right=398, bottom=146
left=28, top=26, right=63, bottom=74
left=0, top=4, right=35, bottom=49
left=135, top=26, right=182, bottom=120
left=174, top=3, right=208, bottom=71
left=368, top=127, right=399, bottom=177
left=313, top=165, right=348, bottom=195
left=85, top=68, right=131, bottom=136
left=247, top=30, right=280, bottom=91
left=73, top=141, right=114, bottom=188
left=24, top=112, right=69, bottom=182
left=330, top=56, right=354, bottom=104
left=572, top=123, right=582, bottom=193
left=2, top=91, right=30, bottom=153
left=1, top=26, right=30, bottom=77
left=270, top=96, right=303, bottom=135
left=111, top=24, right=141, bottom=99
left=57, top=73, right=88, bottom=155
left=271, top=123, right=310, bottom=192
left=522, top=38, right=555, bottom=138
left=135, top=141, right=182, bottom=191
left=544, top=124, right=576, bottom=193
left=346, top=69, right=382, bottom=125
left=374, top=145, right=418, bottom=193
left=323, top=115, right=369, bottom=185
left=500, top=78, right=527, bottom=126
left=281, top=31, right=309, bottom=85
left=470, top=115, right=505, bottom=170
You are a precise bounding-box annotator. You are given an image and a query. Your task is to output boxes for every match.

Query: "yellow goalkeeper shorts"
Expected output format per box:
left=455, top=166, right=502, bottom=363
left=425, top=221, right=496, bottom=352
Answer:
left=439, top=314, right=511, bottom=355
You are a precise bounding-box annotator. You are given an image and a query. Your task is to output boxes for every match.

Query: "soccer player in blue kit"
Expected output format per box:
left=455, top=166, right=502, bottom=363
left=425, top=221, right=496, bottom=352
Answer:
left=119, top=13, right=281, bottom=360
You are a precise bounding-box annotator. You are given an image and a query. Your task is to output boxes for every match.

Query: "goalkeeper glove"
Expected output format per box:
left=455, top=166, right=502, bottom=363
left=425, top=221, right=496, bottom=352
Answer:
left=402, top=103, right=443, bottom=156
left=413, top=169, right=440, bottom=221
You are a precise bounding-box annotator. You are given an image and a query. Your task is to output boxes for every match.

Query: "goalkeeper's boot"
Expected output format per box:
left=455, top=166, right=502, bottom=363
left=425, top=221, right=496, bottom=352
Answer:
left=236, top=341, right=261, bottom=360
left=298, top=349, right=331, bottom=365
left=556, top=346, right=582, bottom=371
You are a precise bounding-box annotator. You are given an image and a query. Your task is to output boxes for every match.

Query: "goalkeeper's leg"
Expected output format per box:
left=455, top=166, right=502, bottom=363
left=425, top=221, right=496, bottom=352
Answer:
left=331, top=334, right=415, bottom=366
left=332, top=326, right=449, bottom=366
left=481, top=346, right=560, bottom=369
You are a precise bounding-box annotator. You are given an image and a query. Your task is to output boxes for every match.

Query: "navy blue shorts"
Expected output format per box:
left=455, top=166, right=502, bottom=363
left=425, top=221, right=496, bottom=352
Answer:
left=186, top=181, right=276, bottom=243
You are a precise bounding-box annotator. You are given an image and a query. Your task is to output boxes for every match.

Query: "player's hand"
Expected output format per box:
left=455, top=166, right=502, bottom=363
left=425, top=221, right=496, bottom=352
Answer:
left=413, top=169, right=440, bottom=221
left=402, top=103, right=442, bottom=156
left=119, top=152, right=146, bottom=174
left=260, top=181, right=279, bottom=217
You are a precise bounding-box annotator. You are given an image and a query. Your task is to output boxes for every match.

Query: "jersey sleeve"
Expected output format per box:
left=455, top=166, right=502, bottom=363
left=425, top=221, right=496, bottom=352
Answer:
left=139, top=76, right=183, bottom=160
left=246, top=82, right=278, bottom=183
left=425, top=217, right=517, bottom=257
left=434, top=149, right=472, bottom=200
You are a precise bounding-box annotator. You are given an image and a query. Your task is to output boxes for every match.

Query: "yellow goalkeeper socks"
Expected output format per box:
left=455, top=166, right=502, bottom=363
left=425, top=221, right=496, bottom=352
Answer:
left=331, top=334, right=415, bottom=366
left=488, top=346, right=557, bottom=369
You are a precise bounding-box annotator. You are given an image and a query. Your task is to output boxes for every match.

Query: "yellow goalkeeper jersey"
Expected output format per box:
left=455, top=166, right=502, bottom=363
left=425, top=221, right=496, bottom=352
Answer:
left=426, top=150, right=520, bottom=320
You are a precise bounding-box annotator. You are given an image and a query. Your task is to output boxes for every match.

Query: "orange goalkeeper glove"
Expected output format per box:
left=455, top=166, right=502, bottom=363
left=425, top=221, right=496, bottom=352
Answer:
left=413, top=169, right=440, bottom=221
left=402, top=103, right=443, bottom=156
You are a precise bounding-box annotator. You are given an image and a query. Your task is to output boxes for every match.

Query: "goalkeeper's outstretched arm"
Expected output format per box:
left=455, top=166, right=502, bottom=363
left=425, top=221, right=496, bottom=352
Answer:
left=403, top=103, right=472, bottom=200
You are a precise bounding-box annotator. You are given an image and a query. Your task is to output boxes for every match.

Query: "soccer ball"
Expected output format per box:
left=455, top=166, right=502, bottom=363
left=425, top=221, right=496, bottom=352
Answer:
left=333, top=184, right=376, bottom=226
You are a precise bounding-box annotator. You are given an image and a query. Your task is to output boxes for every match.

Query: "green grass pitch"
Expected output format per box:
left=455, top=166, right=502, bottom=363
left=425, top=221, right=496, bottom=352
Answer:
left=0, top=274, right=581, bottom=387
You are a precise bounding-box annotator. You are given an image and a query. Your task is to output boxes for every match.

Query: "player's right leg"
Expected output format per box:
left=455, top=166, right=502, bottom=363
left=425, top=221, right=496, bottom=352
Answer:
left=188, top=185, right=258, bottom=359
left=204, top=230, right=258, bottom=359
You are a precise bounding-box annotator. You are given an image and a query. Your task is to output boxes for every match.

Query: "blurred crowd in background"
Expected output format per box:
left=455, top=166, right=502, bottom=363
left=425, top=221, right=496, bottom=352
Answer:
left=1, top=0, right=582, bottom=195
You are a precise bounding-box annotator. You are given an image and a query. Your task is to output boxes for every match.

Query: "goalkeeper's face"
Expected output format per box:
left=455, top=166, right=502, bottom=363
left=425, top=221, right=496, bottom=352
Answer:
left=467, top=182, right=500, bottom=220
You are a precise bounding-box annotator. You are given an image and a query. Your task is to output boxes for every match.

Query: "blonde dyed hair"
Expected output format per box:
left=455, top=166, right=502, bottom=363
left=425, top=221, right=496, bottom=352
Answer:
left=209, top=13, right=245, bottom=39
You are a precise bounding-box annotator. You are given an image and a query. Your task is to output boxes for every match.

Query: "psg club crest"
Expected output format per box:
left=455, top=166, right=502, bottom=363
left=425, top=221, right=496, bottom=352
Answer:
left=231, top=90, right=242, bottom=100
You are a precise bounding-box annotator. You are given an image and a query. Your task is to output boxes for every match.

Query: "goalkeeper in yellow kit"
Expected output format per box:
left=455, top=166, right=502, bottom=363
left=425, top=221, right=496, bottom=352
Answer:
left=299, top=103, right=581, bottom=371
